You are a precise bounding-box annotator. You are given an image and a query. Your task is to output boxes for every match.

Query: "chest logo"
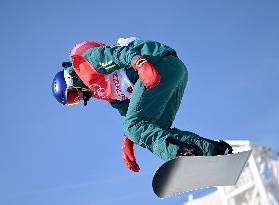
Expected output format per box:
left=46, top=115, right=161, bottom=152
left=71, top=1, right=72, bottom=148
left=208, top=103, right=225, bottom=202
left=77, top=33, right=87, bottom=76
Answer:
left=99, top=60, right=117, bottom=70
left=99, top=60, right=113, bottom=67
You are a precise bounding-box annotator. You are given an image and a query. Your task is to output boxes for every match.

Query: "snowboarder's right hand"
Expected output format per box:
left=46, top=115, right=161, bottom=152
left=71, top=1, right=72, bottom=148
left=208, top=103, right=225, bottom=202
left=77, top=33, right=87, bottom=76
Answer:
left=122, top=136, right=140, bottom=172
left=132, top=56, right=161, bottom=89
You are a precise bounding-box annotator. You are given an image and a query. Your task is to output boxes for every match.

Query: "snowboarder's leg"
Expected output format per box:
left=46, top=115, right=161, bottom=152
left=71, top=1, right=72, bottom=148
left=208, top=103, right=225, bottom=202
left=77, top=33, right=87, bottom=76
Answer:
left=123, top=77, right=180, bottom=160
left=124, top=56, right=218, bottom=160
left=155, top=74, right=216, bottom=157
left=152, top=61, right=233, bottom=156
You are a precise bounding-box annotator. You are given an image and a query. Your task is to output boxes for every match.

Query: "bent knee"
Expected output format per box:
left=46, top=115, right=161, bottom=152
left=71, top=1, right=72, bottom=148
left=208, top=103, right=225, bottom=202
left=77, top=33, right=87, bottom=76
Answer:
left=123, top=119, right=143, bottom=144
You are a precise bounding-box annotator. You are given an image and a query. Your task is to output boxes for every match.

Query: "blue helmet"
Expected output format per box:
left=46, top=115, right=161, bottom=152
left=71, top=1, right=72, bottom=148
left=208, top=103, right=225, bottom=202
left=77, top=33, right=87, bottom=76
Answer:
left=52, top=71, right=67, bottom=105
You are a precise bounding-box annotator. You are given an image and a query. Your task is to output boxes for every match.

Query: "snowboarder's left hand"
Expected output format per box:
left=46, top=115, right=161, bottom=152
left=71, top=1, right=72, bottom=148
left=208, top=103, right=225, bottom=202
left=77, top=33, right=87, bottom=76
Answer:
left=122, top=136, right=140, bottom=172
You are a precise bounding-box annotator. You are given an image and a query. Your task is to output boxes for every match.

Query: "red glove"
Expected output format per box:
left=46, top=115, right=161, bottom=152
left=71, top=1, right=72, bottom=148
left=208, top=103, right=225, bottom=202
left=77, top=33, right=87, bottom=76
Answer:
left=132, top=56, right=161, bottom=89
left=122, top=136, right=140, bottom=172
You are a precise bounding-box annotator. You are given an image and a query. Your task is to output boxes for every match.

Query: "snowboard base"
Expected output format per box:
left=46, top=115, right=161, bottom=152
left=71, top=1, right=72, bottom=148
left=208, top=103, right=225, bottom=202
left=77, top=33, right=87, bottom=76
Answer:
left=152, top=150, right=252, bottom=198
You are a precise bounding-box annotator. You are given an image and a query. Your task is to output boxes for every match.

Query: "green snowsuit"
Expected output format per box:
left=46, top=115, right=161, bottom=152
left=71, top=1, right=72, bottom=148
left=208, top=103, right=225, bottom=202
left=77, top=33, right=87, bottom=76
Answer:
left=70, top=40, right=215, bottom=161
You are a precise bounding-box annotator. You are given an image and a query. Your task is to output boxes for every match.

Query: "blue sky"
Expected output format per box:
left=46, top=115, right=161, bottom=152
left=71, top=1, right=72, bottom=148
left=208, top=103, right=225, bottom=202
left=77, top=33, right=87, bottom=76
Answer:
left=0, top=0, right=279, bottom=205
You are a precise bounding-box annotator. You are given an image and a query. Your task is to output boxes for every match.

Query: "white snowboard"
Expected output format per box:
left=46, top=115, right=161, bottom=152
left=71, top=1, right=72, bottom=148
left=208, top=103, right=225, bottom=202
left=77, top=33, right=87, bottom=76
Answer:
left=152, top=150, right=252, bottom=198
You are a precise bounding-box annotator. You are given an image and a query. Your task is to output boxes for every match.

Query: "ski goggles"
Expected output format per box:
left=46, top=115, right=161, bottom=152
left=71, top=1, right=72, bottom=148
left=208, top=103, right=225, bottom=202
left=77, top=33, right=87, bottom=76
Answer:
left=65, top=87, right=81, bottom=105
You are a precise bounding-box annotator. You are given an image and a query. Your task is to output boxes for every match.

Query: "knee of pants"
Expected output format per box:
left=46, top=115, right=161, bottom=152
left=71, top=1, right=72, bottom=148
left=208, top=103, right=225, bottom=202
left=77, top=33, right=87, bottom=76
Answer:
left=123, top=119, right=143, bottom=144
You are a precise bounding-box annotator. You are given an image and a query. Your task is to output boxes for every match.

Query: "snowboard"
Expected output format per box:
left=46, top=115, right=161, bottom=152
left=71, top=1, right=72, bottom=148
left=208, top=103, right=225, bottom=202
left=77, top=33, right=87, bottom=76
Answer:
left=152, top=150, right=252, bottom=198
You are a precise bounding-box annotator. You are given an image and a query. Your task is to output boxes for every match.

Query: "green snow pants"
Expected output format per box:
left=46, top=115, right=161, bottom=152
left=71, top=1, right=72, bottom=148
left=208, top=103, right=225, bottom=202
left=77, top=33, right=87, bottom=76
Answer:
left=124, top=56, right=215, bottom=161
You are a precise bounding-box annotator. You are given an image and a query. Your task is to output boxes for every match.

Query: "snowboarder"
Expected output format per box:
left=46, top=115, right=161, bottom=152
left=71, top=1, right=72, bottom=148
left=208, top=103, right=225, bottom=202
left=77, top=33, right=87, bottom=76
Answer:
left=52, top=38, right=233, bottom=172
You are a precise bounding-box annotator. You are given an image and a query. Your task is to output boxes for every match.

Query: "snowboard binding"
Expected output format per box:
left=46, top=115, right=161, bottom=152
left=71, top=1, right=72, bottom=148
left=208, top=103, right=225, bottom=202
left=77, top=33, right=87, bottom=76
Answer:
left=166, top=137, right=203, bottom=157
left=212, top=140, right=233, bottom=155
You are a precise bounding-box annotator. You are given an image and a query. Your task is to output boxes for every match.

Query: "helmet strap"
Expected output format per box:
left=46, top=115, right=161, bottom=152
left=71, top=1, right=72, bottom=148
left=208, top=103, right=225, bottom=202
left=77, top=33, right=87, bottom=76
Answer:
left=82, top=90, right=93, bottom=106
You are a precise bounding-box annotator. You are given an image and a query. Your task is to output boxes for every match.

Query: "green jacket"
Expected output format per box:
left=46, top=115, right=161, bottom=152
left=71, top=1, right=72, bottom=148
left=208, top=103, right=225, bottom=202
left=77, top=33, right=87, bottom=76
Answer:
left=68, top=39, right=176, bottom=116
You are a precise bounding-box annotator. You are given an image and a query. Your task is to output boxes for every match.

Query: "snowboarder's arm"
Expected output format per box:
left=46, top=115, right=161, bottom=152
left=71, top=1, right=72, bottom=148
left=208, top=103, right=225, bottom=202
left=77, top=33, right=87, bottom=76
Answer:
left=81, top=46, right=140, bottom=74
left=109, top=99, right=130, bottom=116
left=82, top=46, right=160, bottom=88
left=115, top=46, right=161, bottom=88
left=114, top=46, right=161, bottom=88
left=122, top=136, right=140, bottom=172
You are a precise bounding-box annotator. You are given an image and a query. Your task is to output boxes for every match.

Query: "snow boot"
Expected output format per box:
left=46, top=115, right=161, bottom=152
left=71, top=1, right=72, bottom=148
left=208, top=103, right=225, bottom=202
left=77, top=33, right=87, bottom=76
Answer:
left=166, top=137, right=203, bottom=157
left=212, top=140, right=233, bottom=155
